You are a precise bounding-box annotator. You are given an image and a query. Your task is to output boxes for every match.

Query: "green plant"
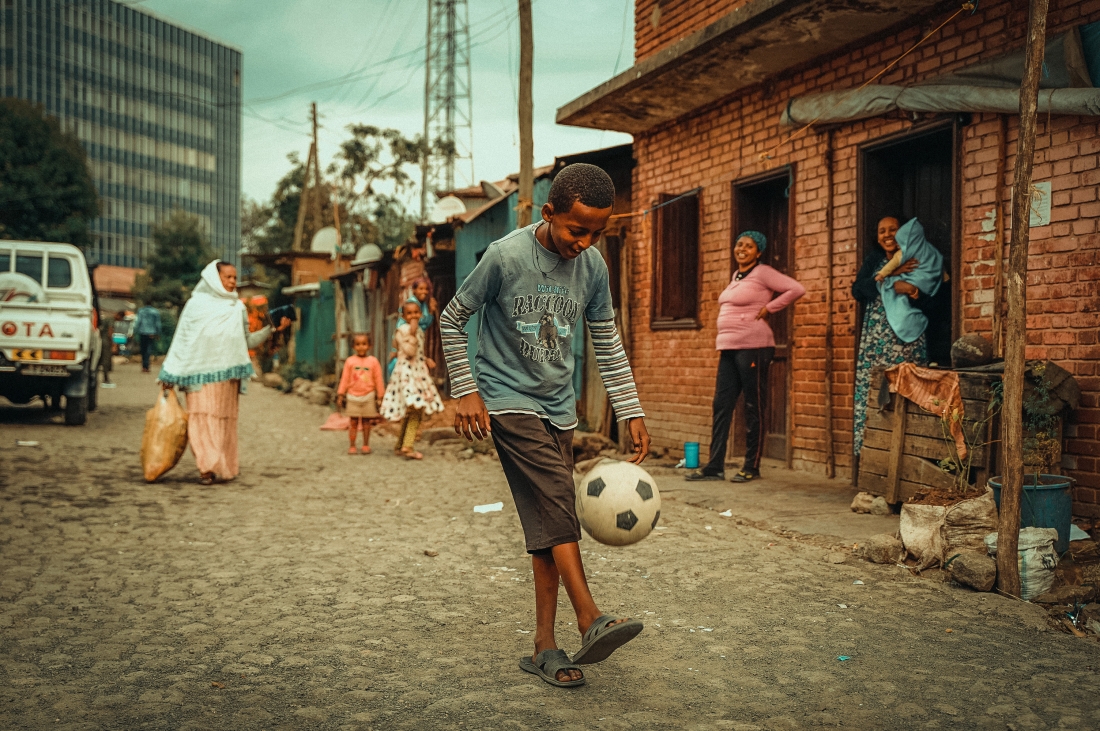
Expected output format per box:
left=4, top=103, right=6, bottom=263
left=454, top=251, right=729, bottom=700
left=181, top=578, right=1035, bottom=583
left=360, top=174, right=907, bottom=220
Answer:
left=1022, top=363, right=1061, bottom=477
left=279, top=360, right=317, bottom=386
left=935, top=382, right=1002, bottom=496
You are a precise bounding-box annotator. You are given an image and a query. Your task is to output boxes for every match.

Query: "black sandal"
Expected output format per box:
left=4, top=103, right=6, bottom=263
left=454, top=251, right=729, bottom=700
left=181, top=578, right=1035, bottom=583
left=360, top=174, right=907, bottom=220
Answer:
left=519, top=649, right=585, bottom=687
left=571, top=615, right=643, bottom=665
left=730, top=470, right=759, bottom=483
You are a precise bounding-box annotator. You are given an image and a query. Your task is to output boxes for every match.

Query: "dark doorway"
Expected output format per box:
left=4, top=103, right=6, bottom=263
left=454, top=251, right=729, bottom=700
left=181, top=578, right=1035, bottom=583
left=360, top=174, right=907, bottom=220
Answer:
left=729, top=169, right=792, bottom=464
left=860, top=125, right=956, bottom=366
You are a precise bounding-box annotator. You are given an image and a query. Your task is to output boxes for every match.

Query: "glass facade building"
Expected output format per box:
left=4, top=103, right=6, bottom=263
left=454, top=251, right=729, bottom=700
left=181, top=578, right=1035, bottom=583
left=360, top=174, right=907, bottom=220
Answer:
left=1, top=0, right=241, bottom=268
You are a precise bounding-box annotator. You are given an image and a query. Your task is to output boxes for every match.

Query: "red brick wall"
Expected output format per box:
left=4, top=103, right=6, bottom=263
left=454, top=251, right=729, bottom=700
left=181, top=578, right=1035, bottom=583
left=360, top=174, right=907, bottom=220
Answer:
left=626, top=0, right=1100, bottom=515
left=634, top=0, right=750, bottom=62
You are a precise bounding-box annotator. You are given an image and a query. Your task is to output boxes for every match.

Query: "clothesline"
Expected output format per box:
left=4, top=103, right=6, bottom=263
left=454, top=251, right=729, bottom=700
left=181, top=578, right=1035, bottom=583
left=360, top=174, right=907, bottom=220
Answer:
left=607, top=187, right=703, bottom=221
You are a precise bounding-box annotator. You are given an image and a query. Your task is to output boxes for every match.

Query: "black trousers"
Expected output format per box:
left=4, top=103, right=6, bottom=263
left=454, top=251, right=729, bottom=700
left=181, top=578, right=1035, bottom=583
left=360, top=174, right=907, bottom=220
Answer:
left=139, top=335, right=156, bottom=370
left=703, top=347, right=775, bottom=475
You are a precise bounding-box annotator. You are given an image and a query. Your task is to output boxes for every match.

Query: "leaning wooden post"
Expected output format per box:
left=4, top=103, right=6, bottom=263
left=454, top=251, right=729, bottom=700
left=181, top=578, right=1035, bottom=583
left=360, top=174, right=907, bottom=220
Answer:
left=996, top=0, right=1049, bottom=598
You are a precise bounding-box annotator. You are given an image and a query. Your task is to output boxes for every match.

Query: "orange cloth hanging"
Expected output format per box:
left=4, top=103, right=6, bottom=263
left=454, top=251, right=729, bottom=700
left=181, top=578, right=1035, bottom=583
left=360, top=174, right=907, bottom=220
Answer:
left=885, top=363, right=968, bottom=461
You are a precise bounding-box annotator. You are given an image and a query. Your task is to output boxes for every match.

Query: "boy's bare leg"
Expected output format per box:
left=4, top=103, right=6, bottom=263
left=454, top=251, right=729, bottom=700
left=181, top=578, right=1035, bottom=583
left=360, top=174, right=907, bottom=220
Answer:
left=348, top=418, right=360, bottom=448
left=530, top=543, right=632, bottom=681
left=551, top=542, right=632, bottom=635
left=362, top=423, right=372, bottom=448
left=531, top=551, right=582, bottom=682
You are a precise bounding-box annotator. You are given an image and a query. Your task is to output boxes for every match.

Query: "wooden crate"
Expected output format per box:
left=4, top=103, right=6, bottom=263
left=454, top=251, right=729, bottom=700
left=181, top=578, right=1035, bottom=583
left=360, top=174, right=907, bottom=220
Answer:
left=857, top=368, right=1001, bottom=503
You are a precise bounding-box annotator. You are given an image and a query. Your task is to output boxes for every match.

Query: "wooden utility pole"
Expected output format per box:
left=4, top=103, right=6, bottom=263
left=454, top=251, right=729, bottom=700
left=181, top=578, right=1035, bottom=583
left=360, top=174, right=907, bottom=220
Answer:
left=292, top=102, right=322, bottom=252
left=310, top=103, right=322, bottom=229
left=996, top=0, right=1049, bottom=598
left=517, top=0, right=533, bottom=228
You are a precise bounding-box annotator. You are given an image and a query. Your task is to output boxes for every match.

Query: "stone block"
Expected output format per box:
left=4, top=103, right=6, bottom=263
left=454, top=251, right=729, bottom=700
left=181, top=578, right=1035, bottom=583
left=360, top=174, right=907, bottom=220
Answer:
left=855, top=534, right=904, bottom=564
left=262, top=373, right=285, bottom=389
left=850, top=492, right=879, bottom=514
left=948, top=551, right=997, bottom=592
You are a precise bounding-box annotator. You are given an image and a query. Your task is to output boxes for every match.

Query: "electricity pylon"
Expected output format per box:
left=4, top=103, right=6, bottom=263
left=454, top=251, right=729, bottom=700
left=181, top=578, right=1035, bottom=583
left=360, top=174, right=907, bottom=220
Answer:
left=421, top=0, right=475, bottom=220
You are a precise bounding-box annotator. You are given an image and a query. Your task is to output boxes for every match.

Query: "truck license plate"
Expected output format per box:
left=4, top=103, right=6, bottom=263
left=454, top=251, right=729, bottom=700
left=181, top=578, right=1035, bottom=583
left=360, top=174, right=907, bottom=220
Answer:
left=22, top=364, right=69, bottom=377
left=10, top=349, right=43, bottom=361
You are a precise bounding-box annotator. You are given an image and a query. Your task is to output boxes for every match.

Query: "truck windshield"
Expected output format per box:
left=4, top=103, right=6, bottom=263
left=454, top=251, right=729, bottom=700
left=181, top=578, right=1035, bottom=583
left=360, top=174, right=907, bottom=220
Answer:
left=16, top=253, right=44, bottom=283
left=47, top=257, right=72, bottom=288
left=0, top=250, right=9, bottom=271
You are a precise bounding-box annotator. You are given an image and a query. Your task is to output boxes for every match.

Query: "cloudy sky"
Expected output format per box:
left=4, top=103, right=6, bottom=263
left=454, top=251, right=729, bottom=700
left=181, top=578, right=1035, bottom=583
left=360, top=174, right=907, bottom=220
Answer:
left=139, top=0, right=635, bottom=210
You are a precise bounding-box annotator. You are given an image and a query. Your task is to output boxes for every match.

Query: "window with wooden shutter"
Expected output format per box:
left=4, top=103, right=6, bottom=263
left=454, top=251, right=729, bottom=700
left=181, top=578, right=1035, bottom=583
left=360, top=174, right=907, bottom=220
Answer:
left=651, top=190, right=700, bottom=328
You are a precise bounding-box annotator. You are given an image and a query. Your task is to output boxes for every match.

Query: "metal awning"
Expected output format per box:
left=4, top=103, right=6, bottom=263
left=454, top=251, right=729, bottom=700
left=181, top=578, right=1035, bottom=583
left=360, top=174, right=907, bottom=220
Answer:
left=281, top=283, right=320, bottom=297
left=556, top=0, right=943, bottom=134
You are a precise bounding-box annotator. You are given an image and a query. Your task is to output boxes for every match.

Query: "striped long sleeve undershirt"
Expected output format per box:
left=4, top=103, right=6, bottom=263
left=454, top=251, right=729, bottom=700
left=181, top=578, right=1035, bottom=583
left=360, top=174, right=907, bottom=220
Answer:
left=439, top=297, right=479, bottom=398
left=588, top=319, right=644, bottom=421
left=440, top=300, right=644, bottom=422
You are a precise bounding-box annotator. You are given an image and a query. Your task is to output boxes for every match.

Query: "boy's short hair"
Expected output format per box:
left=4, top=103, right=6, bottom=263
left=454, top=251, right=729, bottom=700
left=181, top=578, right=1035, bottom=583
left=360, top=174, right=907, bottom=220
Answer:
left=548, top=163, right=615, bottom=214
left=351, top=332, right=371, bottom=344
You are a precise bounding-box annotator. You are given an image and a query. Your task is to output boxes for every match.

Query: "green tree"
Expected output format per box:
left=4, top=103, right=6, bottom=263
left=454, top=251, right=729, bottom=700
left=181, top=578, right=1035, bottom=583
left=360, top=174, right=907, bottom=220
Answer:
left=133, top=210, right=216, bottom=309
left=244, top=126, right=432, bottom=256
left=0, top=99, right=99, bottom=246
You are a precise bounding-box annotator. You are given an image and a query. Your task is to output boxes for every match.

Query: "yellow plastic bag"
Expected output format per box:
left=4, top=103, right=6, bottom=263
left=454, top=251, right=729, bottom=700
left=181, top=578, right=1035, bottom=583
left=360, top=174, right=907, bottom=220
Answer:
left=141, top=388, right=189, bottom=482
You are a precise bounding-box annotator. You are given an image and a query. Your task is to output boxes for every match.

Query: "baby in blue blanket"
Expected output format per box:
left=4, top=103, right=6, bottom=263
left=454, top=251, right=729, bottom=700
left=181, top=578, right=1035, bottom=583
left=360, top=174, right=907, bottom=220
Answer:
left=877, top=217, right=945, bottom=343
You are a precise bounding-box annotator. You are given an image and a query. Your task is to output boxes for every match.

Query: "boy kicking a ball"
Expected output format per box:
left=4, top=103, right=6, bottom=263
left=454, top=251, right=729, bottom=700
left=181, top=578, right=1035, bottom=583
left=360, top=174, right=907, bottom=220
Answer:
left=440, top=163, right=651, bottom=688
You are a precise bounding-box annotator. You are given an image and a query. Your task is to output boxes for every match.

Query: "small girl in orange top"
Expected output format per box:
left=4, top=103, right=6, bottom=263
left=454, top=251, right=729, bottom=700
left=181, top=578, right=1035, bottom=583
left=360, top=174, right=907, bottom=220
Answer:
left=336, top=333, right=385, bottom=454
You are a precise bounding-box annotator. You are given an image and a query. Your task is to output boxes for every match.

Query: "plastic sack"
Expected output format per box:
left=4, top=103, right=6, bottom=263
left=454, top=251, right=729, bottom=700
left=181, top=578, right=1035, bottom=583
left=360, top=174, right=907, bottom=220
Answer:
left=901, top=489, right=999, bottom=569
left=900, top=503, right=946, bottom=569
left=985, top=527, right=1059, bottom=601
left=141, top=388, right=189, bottom=482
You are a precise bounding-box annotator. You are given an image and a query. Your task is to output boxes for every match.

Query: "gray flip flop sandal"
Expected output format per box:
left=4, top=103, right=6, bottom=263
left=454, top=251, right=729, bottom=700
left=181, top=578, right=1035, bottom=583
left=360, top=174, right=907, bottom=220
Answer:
left=519, top=649, right=585, bottom=688
left=571, top=615, right=644, bottom=665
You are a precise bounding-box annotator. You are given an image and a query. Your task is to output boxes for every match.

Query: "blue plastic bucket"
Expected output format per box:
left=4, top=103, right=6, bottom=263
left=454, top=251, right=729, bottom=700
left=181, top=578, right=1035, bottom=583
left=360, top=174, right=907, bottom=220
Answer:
left=684, top=442, right=700, bottom=470
left=989, top=475, right=1074, bottom=554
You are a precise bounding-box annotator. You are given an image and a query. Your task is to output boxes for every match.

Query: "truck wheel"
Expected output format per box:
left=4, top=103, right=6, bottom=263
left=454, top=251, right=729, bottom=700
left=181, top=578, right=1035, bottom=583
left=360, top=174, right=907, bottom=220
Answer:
left=65, top=394, right=88, bottom=425
left=87, top=372, right=99, bottom=412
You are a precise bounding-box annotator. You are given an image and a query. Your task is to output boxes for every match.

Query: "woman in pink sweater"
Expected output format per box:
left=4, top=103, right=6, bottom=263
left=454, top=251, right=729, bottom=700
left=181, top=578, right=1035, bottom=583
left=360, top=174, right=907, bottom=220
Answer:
left=687, top=231, right=805, bottom=483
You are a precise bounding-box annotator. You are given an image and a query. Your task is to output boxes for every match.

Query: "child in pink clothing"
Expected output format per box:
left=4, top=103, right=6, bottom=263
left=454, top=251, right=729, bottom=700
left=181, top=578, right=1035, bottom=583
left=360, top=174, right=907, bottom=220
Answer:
left=336, top=333, right=385, bottom=454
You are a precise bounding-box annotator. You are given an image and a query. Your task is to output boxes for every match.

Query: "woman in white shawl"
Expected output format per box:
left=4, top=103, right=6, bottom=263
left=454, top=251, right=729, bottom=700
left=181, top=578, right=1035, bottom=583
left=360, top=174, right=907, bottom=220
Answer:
left=159, top=261, right=289, bottom=485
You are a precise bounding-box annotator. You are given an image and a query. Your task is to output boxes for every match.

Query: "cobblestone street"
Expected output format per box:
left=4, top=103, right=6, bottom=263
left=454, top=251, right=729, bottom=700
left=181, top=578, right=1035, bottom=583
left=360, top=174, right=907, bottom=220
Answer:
left=2, top=364, right=1099, bottom=730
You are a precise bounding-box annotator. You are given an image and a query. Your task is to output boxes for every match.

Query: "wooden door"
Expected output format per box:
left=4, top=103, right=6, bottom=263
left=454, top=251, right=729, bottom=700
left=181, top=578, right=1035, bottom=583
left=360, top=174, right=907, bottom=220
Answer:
left=860, top=125, right=956, bottom=366
left=728, top=171, right=793, bottom=464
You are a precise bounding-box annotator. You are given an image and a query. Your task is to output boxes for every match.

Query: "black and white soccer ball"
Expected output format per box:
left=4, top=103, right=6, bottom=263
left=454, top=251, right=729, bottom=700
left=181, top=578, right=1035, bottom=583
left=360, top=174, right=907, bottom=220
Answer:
left=575, top=460, right=661, bottom=546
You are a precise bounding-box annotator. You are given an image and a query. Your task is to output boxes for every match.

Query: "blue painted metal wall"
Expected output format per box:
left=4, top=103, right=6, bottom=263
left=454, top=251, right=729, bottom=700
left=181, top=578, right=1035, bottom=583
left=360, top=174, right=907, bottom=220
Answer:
left=294, top=281, right=336, bottom=375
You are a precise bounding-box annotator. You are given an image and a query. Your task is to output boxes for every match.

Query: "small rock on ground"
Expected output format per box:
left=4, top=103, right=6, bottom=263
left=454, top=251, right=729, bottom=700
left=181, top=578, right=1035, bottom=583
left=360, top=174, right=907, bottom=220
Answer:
left=856, top=534, right=905, bottom=564
left=948, top=550, right=997, bottom=592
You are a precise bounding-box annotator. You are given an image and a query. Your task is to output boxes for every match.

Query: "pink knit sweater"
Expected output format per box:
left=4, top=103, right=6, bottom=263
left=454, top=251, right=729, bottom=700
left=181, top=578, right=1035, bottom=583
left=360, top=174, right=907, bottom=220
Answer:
left=715, top=264, right=806, bottom=350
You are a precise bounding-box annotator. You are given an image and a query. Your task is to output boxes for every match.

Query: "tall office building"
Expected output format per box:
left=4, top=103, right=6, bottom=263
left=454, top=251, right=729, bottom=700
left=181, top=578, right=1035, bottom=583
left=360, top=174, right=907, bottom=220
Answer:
left=1, top=0, right=241, bottom=269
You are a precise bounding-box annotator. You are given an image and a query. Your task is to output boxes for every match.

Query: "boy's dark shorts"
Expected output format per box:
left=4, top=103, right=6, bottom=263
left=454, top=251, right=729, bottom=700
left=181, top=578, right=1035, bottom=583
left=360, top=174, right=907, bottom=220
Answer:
left=489, top=413, right=581, bottom=553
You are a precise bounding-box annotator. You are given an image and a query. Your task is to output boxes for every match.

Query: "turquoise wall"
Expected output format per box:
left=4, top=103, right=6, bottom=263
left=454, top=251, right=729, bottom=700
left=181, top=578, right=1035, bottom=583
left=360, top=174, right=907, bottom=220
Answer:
left=294, top=280, right=336, bottom=374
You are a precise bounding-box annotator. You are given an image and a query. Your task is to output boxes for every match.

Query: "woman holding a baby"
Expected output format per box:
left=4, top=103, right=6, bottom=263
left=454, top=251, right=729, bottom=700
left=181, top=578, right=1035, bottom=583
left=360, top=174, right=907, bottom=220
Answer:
left=851, top=215, right=945, bottom=457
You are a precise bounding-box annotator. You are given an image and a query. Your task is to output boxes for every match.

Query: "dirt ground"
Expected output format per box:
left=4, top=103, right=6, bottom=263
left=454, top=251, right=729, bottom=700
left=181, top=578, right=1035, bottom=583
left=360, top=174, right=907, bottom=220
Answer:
left=2, top=364, right=1099, bottom=731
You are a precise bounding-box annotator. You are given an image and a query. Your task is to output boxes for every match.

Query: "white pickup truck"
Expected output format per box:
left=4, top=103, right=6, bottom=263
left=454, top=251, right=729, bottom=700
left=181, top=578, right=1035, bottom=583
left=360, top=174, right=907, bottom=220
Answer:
left=0, top=241, right=103, bottom=425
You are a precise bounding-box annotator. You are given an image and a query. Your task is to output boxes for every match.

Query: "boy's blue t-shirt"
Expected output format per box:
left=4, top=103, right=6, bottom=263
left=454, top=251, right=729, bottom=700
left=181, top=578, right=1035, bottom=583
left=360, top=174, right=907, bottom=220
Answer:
left=453, top=224, right=615, bottom=428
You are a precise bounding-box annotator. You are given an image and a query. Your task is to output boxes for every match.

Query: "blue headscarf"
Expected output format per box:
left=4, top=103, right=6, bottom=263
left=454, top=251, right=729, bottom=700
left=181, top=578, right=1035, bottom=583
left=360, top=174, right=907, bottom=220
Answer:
left=736, top=230, right=767, bottom=253
left=404, top=295, right=433, bottom=331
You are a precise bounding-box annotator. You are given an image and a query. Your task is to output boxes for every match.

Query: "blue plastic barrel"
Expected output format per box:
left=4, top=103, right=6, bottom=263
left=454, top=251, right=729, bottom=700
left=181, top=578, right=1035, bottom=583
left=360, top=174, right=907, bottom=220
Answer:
left=989, top=475, right=1074, bottom=554
left=684, top=442, right=700, bottom=470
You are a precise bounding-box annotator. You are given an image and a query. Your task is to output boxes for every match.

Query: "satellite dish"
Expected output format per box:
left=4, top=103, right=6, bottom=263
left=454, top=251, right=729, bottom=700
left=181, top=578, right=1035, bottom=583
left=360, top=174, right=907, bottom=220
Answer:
left=431, top=195, right=467, bottom=223
left=352, top=244, right=383, bottom=265
left=310, top=226, right=340, bottom=253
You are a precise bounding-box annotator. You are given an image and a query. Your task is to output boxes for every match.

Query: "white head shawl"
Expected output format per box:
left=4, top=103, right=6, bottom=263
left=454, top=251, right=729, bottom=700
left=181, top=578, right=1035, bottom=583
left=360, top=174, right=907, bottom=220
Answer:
left=159, top=260, right=254, bottom=387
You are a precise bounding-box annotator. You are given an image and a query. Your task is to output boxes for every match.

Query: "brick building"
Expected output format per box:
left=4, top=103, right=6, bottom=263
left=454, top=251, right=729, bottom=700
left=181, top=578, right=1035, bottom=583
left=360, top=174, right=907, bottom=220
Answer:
left=558, top=0, right=1100, bottom=515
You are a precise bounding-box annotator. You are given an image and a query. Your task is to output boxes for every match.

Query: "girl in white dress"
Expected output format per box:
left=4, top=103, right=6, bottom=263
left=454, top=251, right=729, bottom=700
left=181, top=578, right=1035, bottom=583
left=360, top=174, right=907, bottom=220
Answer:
left=380, top=298, right=444, bottom=459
